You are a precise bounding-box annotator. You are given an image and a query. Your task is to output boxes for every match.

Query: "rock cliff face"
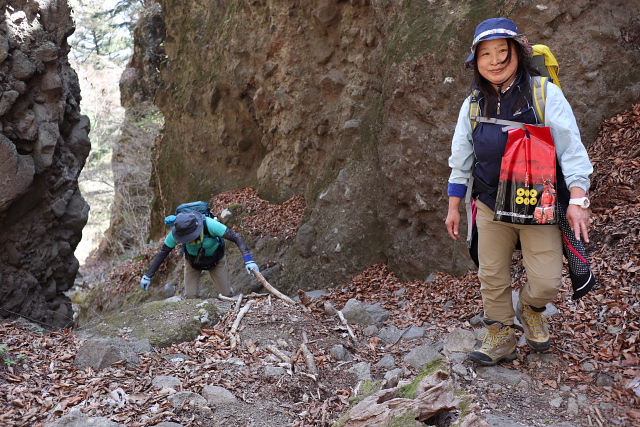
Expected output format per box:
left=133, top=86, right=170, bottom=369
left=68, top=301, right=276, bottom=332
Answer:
left=0, top=0, right=90, bottom=328
left=146, top=0, right=639, bottom=290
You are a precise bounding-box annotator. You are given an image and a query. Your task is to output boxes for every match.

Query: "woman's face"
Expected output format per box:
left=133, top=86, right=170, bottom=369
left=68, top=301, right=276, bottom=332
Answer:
left=475, top=38, right=519, bottom=87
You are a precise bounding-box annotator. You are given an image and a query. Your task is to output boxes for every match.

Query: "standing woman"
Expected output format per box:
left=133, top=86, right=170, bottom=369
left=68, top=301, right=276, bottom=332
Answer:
left=445, top=18, right=593, bottom=366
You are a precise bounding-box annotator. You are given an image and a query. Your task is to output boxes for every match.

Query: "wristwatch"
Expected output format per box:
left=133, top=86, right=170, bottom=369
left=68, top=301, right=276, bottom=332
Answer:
left=569, top=197, right=590, bottom=208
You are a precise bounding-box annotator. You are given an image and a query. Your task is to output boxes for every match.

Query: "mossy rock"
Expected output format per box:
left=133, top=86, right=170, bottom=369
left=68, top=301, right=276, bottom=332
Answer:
left=76, top=299, right=223, bottom=348
left=398, top=358, right=447, bottom=399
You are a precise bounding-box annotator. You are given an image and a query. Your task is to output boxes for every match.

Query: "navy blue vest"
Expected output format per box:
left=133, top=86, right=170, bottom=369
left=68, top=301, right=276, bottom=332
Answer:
left=472, top=74, right=540, bottom=210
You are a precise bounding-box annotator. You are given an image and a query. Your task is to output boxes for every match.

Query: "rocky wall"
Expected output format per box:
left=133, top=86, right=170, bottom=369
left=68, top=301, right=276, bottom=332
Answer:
left=148, top=0, right=639, bottom=291
left=0, top=0, right=90, bottom=328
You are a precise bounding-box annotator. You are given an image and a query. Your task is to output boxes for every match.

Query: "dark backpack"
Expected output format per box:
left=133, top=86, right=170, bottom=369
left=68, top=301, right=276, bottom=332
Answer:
left=175, top=201, right=215, bottom=219
left=174, top=201, right=225, bottom=270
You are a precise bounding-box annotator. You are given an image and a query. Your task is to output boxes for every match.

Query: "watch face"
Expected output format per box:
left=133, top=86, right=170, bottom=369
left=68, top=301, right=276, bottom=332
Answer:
left=583, top=198, right=590, bottom=208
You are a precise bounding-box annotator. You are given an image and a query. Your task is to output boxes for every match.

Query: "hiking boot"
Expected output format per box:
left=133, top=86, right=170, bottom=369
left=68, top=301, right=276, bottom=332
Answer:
left=469, top=321, right=517, bottom=366
left=516, top=301, right=551, bottom=351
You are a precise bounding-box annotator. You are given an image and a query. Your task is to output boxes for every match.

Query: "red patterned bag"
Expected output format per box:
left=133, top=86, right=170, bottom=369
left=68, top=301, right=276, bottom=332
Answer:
left=494, top=124, right=558, bottom=225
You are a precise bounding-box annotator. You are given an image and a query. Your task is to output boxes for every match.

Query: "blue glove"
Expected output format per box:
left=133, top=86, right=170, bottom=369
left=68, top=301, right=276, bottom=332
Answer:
left=140, top=275, right=152, bottom=291
left=245, top=261, right=259, bottom=276
left=165, top=215, right=177, bottom=226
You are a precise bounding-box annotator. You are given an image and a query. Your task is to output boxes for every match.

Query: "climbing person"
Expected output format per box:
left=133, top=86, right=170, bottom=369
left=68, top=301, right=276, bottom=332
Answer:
left=140, top=211, right=259, bottom=298
left=444, top=18, right=593, bottom=365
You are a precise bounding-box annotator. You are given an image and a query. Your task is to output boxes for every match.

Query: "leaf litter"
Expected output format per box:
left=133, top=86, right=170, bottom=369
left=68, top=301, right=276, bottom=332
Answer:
left=1, top=105, right=639, bottom=426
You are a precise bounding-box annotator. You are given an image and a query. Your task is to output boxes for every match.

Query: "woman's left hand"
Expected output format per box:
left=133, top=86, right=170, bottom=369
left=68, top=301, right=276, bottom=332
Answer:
left=566, top=205, right=590, bottom=243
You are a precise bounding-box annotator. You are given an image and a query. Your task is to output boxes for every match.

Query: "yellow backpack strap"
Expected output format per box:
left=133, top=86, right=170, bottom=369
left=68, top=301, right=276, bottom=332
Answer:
left=532, top=76, right=548, bottom=125
left=532, top=44, right=562, bottom=89
left=469, top=89, right=481, bottom=131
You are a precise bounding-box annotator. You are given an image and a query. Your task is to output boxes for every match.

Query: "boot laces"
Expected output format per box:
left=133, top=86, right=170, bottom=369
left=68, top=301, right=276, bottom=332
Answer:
left=523, top=309, right=548, bottom=336
left=479, top=327, right=511, bottom=350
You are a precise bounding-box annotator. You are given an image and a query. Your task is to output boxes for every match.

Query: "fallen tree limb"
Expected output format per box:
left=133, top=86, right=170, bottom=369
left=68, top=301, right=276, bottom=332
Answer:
left=234, top=294, right=244, bottom=312
left=251, top=269, right=296, bottom=304
left=230, top=300, right=254, bottom=334
left=301, top=332, right=318, bottom=376
left=336, top=310, right=357, bottom=342
left=230, top=300, right=254, bottom=349
left=266, top=345, right=292, bottom=364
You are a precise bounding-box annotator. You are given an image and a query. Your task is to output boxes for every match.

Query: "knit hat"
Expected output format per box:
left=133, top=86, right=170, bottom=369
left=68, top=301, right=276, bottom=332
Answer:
left=172, top=212, right=204, bottom=243
left=465, top=18, right=533, bottom=70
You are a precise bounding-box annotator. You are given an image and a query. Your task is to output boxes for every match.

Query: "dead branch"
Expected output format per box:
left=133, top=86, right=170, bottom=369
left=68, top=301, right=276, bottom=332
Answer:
left=301, top=332, right=318, bottom=376
left=336, top=309, right=357, bottom=342
left=266, top=345, right=292, bottom=364
left=230, top=300, right=254, bottom=334
left=217, top=294, right=234, bottom=302
left=251, top=269, right=296, bottom=304
left=230, top=300, right=254, bottom=349
left=234, top=294, right=244, bottom=311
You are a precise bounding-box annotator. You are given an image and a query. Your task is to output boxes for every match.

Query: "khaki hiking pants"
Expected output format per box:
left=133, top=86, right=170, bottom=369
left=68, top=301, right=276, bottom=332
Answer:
left=476, top=200, right=564, bottom=325
left=183, top=254, right=233, bottom=298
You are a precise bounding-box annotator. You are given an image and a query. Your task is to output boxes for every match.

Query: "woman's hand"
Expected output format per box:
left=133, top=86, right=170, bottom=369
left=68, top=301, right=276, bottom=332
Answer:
left=566, top=204, right=590, bottom=243
left=446, top=197, right=463, bottom=240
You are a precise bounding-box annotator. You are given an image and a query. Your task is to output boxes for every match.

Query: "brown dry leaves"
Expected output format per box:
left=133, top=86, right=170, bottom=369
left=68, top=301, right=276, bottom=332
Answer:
left=0, top=297, right=354, bottom=427
left=211, top=187, right=306, bottom=240
left=1, top=106, right=639, bottom=426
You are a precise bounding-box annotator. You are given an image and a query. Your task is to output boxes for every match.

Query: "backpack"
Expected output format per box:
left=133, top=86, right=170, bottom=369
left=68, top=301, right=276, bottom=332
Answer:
left=175, top=201, right=215, bottom=219
left=172, top=201, right=226, bottom=269
left=529, top=44, right=562, bottom=89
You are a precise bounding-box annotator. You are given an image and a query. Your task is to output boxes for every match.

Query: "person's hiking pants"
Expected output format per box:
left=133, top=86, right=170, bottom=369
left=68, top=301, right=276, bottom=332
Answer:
left=476, top=200, right=563, bottom=325
left=183, top=254, right=233, bottom=298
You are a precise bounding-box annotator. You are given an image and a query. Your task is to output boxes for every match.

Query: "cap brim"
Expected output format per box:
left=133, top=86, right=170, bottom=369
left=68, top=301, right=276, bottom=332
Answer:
left=173, top=222, right=204, bottom=243
left=465, top=34, right=533, bottom=69
left=465, top=52, right=475, bottom=69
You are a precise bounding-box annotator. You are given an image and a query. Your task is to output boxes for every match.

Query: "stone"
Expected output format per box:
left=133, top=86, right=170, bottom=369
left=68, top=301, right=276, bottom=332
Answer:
left=0, top=0, right=89, bottom=331
left=402, top=345, right=442, bottom=370
left=168, top=391, right=208, bottom=408
left=475, top=365, right=531, bottom=385
left=330, top=344, right=354, bottom=362
left=35, top=41, right=59, bottom=62
left=484, top=414, right=529, bottom=427
left=46, top=409, right=125, bottom=427
left=348, top=361, right=371, bottom=380
left=34, top=122, right=60, bottom=170
left=452, top=363, right=467, bottom=376
left=11, top=50, right=36, bottom=80
left=202, top=385, right=237, bottom=404
left=320, top=69, right=347, bottom=92
left=375, top=354, right=395, bottom=368
left=596, top=372, right=615, bottom=387
left=41, top=68, right=64, bottom=94
left=377, top=325, right=404, bottom=345
left=152, top=375, right=182, bottom=390
left=312, top=4, right=340, bottom=27
left=74, top=338, right=141, bottom=371
left=525, top=353, right=562, bottom=367
left=550, top=396, right=563, bottom=407
left=264, top=365, right=287, bottom=377
left=0, top=134, right=34, bottom=211
left=401, top=326, right=425, bottom=342
left=0, top=35, right=8, bottom=62
left=0, top=90, right=19, bottom=116
left=341, top=298, right=385, bottom=327
left=442, top=328, right=476, bottom=355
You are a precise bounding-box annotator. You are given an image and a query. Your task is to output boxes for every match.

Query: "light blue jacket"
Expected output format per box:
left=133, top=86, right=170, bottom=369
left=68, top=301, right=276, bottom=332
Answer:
left=447, top=81, right=592, bottom=199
